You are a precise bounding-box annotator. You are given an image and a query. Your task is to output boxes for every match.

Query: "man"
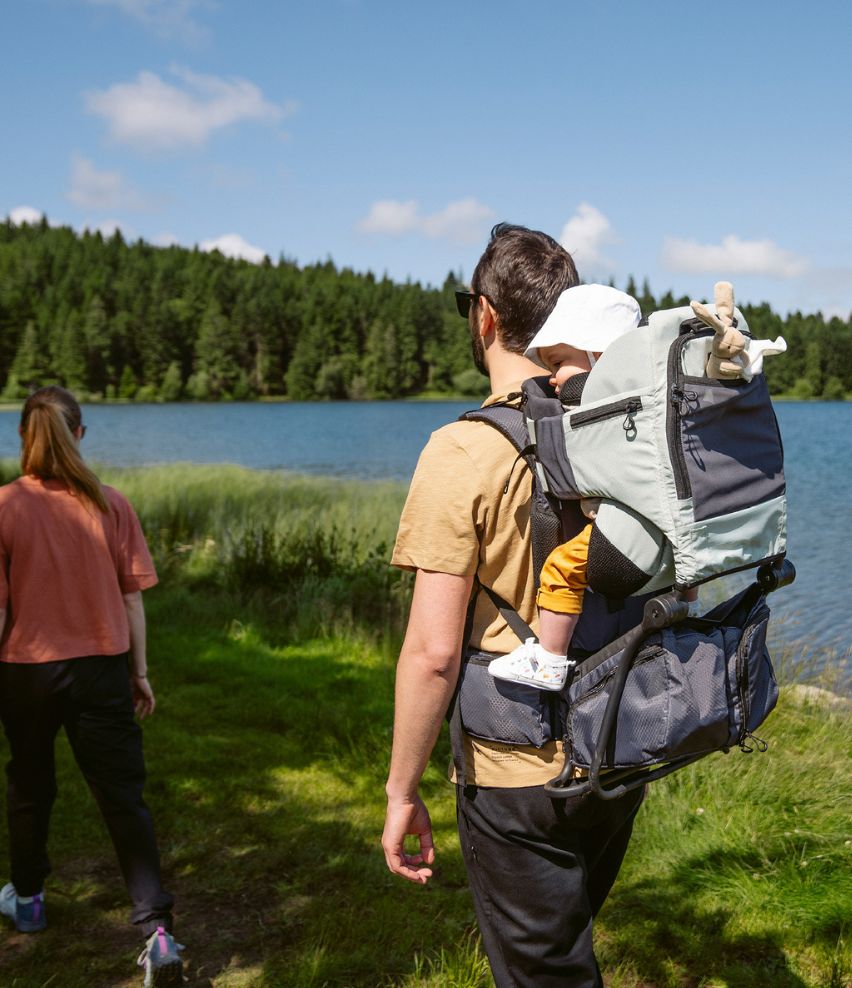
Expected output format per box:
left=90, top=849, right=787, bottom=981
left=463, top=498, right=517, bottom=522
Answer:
left=382, top=223, right=644, bottom=987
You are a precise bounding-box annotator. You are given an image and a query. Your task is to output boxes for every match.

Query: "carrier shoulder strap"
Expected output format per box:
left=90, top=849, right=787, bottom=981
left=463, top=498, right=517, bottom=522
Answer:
left=447, top=386, right=579, bottom=786
left=461, top=400, right=537, bottom=474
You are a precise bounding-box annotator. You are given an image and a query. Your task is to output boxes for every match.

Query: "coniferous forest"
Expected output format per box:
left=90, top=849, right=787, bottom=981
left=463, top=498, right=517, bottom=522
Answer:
left=1, top=218, right=850, bottom=402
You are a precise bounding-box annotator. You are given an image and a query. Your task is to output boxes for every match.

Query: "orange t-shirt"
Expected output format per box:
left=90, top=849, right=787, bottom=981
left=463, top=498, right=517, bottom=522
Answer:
left=0, top=476, right=158, bottom=663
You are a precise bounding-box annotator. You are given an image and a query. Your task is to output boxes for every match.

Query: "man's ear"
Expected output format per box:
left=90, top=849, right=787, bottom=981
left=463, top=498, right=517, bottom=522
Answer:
left=477, top=296, right=497, bottom=339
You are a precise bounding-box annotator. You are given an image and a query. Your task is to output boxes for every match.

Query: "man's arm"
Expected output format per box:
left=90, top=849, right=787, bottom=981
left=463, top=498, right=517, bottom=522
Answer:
left=382, top=568, right=474, bottom=884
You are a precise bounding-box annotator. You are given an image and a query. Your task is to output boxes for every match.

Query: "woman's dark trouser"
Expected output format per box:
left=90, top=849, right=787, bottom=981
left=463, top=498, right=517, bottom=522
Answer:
left=0, top=654, right=174, bottom=936
left=456, top=782, right=644, bottom=988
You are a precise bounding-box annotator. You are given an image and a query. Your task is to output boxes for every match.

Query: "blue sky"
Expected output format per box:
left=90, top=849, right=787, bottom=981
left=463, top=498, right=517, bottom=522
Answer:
left=3, top=0, right=851, bottom=317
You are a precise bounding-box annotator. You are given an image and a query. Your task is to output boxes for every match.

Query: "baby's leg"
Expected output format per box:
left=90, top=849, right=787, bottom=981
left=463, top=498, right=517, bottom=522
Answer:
left=488, top=526, right=591, bottom=692
left=536, top=523, right=593, bottom=654
left=538, top=609, right=580, bottom=657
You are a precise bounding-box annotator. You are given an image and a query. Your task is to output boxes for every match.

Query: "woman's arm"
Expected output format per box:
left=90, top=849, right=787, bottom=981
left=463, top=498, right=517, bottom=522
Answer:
left=123, top=591, right=156, bottom=719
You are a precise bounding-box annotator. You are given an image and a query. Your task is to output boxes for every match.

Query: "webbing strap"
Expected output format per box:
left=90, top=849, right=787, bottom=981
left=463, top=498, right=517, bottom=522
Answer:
left=481, top=585, right=535, bottom=644
left=448, top=592, right=479, bottom=789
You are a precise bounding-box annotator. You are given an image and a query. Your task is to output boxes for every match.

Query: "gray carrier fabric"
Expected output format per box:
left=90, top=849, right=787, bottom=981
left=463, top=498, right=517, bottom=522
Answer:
left=526, top=305, right=787, bottom=591
left=454, top=582, right=779, bottom=774
left=564, top=584, right=777, bottom=769
left=456, top=588, right=651, bottom=750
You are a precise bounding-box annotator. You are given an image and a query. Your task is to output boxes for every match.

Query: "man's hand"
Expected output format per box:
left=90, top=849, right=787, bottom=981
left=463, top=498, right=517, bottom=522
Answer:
left=131, top=674, right=156, bottom=719
left=382, top=794, right=435, bottom=884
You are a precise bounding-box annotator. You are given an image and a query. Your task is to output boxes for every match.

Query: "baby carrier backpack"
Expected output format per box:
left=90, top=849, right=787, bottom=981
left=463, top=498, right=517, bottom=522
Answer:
left=452, top=284, right=794, bottom=799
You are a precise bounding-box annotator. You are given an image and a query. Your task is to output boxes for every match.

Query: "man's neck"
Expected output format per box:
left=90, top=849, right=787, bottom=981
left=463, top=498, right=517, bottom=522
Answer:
left=488, top=351, right=546, bottom=395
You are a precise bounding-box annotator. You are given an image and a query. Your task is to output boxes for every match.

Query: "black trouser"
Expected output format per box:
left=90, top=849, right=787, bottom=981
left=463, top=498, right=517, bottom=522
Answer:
left=456, top=782, right=644, bottom=988
left=0, top=654, right=174, bottom=936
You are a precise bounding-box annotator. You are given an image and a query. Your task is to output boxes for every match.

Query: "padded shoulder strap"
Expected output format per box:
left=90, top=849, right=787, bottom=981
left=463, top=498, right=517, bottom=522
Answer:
left=459, top=386, right=569, bottom=612
left=461, top=401, right=533, bottom=463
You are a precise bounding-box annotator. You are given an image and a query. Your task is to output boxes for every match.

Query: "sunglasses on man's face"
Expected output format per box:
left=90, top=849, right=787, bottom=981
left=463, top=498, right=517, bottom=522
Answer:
left=455, top=290, right=485, bottom=319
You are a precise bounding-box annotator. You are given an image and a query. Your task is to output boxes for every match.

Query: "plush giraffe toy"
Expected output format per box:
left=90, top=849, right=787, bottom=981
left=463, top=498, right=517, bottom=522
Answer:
left=690, top=281, right=746, bottom=379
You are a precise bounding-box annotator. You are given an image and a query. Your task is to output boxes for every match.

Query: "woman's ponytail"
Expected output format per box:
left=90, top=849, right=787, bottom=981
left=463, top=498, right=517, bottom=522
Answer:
left=20, top=387, right=108, bottom=513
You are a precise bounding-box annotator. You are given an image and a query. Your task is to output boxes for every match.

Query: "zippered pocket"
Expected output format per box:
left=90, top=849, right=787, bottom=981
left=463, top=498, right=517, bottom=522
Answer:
left=570, top=396, right=643, bottom=431
left=733, top=610, right=776, bottom=751
left=665, top=330, right=784, bottom=518
left=666, top=331, right=704, bottom=499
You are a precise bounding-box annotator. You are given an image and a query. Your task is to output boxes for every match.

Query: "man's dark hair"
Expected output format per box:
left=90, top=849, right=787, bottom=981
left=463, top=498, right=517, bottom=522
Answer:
left=471, top=223, right=579, bottom=353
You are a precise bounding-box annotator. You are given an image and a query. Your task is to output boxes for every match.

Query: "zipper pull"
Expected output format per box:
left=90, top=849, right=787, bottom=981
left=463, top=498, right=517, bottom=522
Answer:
left=739, top=732, right=769, bottom=753
left=669, top=386, right=697, bottom=416
left=622, top=399, right=640, bottom=434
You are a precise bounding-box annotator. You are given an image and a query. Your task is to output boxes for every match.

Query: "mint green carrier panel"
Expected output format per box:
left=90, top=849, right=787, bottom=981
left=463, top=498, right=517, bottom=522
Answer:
left=549, top=304, right=785, bottom=590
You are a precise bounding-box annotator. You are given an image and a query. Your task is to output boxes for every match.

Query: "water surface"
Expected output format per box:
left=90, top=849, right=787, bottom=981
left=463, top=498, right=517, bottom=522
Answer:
left=1, top=400, right=849, bottom=670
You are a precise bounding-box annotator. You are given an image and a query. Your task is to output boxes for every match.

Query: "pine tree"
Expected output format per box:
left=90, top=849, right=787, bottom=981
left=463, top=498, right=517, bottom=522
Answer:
left=159, top=361, right=183, bottom=401
left=9, top=321, right=50, bottom=393
left=118, top=365, right=137, bottom=400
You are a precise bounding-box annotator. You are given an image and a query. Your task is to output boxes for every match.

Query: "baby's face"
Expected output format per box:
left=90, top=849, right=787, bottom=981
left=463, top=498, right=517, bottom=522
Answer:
left=537, top=343, right=595, bottom=389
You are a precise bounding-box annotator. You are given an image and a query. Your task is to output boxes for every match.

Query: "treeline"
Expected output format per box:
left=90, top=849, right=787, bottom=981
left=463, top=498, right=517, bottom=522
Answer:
left=1, top=218, right=850, bottom=401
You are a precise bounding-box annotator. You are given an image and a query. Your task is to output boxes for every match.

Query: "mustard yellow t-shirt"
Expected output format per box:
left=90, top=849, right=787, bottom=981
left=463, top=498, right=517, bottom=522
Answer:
left=391, top=384, right=567, bottom=787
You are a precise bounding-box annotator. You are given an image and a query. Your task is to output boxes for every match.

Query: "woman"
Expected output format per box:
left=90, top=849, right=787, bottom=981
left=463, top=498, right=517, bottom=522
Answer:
left=0, top=386, right=184, bottom=987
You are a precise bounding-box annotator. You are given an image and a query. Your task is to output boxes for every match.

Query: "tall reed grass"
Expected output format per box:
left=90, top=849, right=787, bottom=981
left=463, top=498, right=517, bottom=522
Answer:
left=103, top=464, right=413, bottom=641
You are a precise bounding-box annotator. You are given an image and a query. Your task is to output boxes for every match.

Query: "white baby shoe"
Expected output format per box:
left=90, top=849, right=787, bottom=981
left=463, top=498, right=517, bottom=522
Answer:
left=488, top=638, right=573, bottom=692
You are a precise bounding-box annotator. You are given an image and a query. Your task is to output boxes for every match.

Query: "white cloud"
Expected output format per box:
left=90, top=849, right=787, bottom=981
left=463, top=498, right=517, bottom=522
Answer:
left=360, top=199, right=420, bottom=236
left=152, top=231, right=179, bottom=247
left=200, top=233, right=266, bottom=264
left=85, top=0, right=211, bottom=45
left=9, top=205, right=44, bottom=226
left=68, top=154, right=148, bottom=211
left=662, top=234, right=809, bottom=279
left=359, top=197, right=493, bottom=244
left=559, top=203, right=617, bottom=274
left=86, top=67, right=291, bottom=151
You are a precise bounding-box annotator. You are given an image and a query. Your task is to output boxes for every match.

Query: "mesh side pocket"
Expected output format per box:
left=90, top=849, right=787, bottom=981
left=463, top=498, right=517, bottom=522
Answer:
left=567, top=645, right=672, bottom=768
left=457, top=652, right=556, bottom=747
left=565, top=595, right=779, bottom=771
left=568, top=629, right=732, bottom=769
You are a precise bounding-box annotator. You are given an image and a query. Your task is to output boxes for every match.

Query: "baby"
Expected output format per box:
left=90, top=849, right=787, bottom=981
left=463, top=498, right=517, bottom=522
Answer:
left=489, top=284, right=642, bottom=692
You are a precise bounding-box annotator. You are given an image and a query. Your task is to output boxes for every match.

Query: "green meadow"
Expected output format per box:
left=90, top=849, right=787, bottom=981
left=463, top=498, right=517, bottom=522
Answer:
left=0, top=465, right=849, bottom=988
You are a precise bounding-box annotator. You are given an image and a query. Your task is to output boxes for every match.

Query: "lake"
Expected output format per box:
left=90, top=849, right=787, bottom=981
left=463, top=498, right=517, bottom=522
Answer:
left=1, top=400, right=849, bottom=673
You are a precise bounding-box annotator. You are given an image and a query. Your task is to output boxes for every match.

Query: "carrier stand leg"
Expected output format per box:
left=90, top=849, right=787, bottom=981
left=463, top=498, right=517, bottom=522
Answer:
left=543, top=592, right=689, bottom=801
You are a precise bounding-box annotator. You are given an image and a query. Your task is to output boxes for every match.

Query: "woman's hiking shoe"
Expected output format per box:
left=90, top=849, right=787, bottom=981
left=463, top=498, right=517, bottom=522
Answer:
left=137, top=926, right=185, bottom=987
left=489, top=638, right=572, bottom=691
left=0, top=883, right=47, bottom=933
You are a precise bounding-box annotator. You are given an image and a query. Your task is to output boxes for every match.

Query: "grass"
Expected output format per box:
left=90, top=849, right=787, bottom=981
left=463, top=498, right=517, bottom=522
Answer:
left=0, top=465, right=849, bottom=987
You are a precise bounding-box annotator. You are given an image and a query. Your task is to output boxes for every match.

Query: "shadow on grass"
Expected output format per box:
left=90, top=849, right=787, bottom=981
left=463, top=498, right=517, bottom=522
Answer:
left=599, top=838, right=839, bottom=988
left=1, top=584, right=845, bottom=987
left=0, top=587, right=476, bottom=988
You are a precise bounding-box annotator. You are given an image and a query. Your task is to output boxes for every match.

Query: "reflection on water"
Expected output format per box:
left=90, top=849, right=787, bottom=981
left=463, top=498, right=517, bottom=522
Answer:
left=0, top=400, right=849, bottom=673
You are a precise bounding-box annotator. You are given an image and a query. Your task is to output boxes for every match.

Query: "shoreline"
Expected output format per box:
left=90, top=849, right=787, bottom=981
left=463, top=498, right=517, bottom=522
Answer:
left=1, top=394, right=848, bottom=412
